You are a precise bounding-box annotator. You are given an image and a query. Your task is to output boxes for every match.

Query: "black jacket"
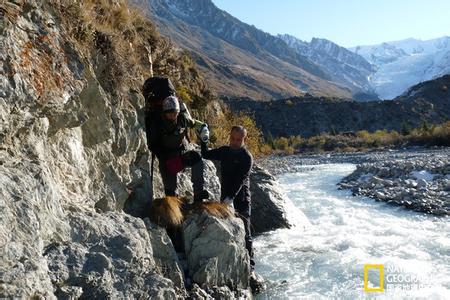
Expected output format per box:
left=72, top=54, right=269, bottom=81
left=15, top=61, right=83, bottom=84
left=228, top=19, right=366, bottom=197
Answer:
left=201, top=143, right=253, bottom=203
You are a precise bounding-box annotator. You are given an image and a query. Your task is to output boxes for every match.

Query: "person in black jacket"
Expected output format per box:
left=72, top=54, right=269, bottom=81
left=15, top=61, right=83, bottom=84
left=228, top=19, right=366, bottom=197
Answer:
left=201, top=125, right=255, bottom=269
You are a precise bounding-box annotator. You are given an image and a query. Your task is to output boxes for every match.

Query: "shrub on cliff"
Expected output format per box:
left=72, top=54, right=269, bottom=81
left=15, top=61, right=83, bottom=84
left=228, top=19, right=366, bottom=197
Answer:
left=209, top=110, right=266, bottom=158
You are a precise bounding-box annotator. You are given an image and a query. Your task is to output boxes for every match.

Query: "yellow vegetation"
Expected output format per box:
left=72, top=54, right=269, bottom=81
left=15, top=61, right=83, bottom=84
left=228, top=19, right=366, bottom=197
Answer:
left=209, top=109, right=266, bottom=158
left=268, top=121, right=450, bottom=154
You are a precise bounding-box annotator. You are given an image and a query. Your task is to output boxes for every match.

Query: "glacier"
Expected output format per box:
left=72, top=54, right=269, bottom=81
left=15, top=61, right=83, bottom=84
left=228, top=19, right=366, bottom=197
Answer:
left=350, top=36, right=450, bottom=99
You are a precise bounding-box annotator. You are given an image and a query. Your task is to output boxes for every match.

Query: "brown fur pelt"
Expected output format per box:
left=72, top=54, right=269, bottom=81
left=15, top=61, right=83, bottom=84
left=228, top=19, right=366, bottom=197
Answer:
left=150, top=197, right=235, bottom=228
left=149, top=196, right=184, bottom=227
left=195, top=201, right=235, bottom=219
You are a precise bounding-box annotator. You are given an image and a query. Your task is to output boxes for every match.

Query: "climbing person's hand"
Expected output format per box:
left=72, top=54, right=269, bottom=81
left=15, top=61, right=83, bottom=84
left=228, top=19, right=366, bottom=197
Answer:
left=197, top=123, right=210, bottom=143
left=223, top=197, right=234, bottom=210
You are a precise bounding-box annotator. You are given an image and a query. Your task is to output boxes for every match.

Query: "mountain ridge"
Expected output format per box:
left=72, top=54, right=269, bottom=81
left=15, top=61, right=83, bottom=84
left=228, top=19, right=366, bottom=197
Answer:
left=279, top=34, right=378, bottom=101
left=139, top=0, right=450, bottom=101
left=139, top=0, right=377, bottom=100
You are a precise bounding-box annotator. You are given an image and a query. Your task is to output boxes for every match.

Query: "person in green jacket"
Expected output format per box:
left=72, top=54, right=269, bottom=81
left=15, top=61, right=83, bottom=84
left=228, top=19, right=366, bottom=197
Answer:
left=147, top=95, right=209, bottom=203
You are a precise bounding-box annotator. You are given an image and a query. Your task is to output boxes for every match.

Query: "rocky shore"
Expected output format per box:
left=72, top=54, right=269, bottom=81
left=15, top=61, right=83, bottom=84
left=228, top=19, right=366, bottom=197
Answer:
left=259, top=148, right=450, bottom=216
left=338, top=154, right=449, bottom=215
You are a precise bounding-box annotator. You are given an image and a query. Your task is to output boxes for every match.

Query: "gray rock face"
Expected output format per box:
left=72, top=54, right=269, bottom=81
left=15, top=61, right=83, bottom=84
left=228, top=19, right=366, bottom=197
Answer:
left=183, top=212, right=250, bottom=292
left=0, top=0, right=190, bottom=297
left=250, top=165, right=291, bottom=234
left=44, top=212, right=180, bottom=299
left=189, top=284, right=213, bottom=299
left=0, top=197, right=181, bottom=298
left=144, top=219, right=185, bottom=289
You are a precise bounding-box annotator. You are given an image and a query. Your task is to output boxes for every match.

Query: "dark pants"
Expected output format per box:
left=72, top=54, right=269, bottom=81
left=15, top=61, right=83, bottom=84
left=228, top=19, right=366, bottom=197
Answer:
left=234, top=190, right=254, bottom=270
left=158, top=150, right=204, bottom=197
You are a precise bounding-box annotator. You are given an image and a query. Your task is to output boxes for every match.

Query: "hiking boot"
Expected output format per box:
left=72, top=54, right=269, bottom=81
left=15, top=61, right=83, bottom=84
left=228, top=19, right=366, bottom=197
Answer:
left=250, top=271, right=266, bottom=294
left=193, top=189, right=210, bottom=203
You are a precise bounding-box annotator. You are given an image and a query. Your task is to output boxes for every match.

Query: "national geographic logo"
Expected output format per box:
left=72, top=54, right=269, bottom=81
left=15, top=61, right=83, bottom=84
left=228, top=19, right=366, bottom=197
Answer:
left=364, top=264, right=384, bottom=292
left=364, top=264, right=432, bottom=293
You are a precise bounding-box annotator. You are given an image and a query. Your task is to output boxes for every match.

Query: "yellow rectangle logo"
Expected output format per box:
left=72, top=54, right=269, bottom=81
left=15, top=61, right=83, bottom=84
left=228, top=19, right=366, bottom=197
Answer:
left=364, top=264, right=384, bottom=292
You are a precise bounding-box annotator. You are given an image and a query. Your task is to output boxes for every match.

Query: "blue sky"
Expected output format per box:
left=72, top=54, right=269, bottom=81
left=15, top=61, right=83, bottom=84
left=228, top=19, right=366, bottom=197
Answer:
left=211, top=0, right=450, bottom=47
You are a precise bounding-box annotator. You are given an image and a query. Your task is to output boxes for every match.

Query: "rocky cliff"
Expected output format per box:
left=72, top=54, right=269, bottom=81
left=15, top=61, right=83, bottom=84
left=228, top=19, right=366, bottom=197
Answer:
left=0, top=1, right=292, bottom=297
left=1, top=0, right=187, bottom=296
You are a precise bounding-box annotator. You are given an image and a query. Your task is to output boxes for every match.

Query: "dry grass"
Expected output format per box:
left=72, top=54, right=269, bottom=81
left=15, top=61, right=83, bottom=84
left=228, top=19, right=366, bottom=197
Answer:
left=49, top=0, right=212, bottom=98
left=208, top=108, right=266, bottom=158
left=268, top=120, right=450, bottom=154
left=1, top=1, right=22, bottom=22
left=150, top=197, right=234, bottom=228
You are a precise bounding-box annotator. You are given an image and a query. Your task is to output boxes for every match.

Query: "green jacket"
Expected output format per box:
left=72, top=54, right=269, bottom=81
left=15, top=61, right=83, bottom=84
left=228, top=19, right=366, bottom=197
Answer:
left=147, top=103, right=203, bottom=159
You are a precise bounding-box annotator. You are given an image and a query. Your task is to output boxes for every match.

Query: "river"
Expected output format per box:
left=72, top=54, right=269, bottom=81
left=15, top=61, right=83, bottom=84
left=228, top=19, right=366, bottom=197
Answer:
left=254, top=163, right=450, bottom=299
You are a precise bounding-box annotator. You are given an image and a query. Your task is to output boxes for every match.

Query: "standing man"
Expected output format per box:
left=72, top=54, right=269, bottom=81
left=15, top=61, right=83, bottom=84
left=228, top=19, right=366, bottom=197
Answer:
left=200, top=126, right=258, bottom=281
left=146, top=95, right=209, bottom=203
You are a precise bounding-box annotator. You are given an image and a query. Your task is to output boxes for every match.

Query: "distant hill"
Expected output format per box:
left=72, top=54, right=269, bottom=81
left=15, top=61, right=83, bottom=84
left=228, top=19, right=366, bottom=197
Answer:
left=135, top=0, right=450, bottom=102
left=227, top=75, right=450, bottom=137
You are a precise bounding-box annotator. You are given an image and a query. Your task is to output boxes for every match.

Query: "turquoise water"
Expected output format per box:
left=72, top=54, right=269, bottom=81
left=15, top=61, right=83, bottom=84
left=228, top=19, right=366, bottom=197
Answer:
left=254, top=164, right=450, bottom=299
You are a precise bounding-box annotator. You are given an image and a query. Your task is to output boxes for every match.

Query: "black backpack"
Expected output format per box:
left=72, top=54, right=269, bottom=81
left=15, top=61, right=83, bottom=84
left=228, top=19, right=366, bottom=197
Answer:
left=143, top=77, right=176, bottom=153
left=142, top=77, right=176, bottom=112
left=143, top=77, right=190, bottom=154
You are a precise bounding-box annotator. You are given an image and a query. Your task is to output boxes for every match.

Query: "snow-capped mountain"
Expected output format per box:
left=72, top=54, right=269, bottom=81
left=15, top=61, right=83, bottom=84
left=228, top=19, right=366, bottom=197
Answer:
left=138, top=0, right=378, bottom=100
left=350, top=37, right=450, bottom=99
left=139, top=0, right=449, bottom=101
left=280, top=34, right=377, bottom=100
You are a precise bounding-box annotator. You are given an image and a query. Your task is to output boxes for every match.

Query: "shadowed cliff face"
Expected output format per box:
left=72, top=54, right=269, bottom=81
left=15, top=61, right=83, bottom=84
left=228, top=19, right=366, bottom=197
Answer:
left=0, top=0, right=220, bottom=297
left=227, top=75, right=450, bottom=138
left=0, top=1, right=292, bottom=297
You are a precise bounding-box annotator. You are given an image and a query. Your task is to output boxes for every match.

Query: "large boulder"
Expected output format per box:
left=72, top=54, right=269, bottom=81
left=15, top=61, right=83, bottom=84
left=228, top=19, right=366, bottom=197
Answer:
left=183, top=212, right=250, bottom=292
left=144, top=219, right=185, bottom=289
left=0, top=204, right=182, bottom=298
left=250, top=165, right=291, bottom=234
left=44, top=212, right=181, bottom=298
